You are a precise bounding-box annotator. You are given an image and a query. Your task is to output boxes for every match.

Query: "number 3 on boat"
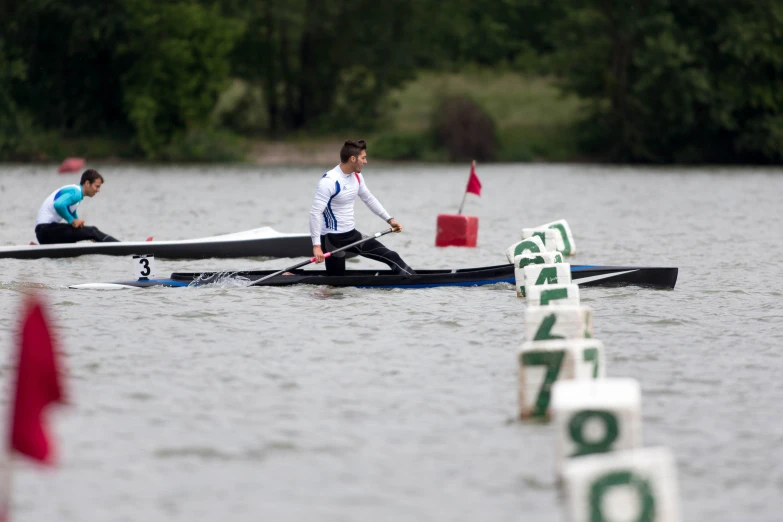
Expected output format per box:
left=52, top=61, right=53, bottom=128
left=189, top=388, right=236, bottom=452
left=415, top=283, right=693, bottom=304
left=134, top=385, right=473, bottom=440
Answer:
left=132, top=254, right=156, bottom=280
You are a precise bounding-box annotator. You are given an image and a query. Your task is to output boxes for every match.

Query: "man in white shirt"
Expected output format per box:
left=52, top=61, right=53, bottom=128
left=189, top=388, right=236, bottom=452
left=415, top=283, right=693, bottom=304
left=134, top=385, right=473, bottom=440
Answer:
left=309, top=139, right=415, bottom=276
left=34, top=169, right=120, bottom=244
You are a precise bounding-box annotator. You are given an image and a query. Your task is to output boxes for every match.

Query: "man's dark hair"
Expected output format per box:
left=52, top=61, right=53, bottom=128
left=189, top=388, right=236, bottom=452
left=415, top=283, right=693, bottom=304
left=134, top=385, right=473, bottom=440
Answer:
left=80, top=169, right=104, bottom=185
left=340, top=140, right=366, bottom=163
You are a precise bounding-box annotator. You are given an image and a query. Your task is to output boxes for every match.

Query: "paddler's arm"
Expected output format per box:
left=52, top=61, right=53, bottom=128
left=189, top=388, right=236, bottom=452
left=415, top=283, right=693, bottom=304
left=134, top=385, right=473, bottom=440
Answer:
left=309, top=178, right=334, bottom=263
left=357, top=177, right=402, bottom=232
left=53, top=190, right=81, bottom=226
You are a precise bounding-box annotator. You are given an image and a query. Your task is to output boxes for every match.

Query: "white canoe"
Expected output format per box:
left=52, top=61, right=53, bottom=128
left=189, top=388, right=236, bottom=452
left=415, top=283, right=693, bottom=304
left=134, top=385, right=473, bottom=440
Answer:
left=0, top=227, right=312, bottom=260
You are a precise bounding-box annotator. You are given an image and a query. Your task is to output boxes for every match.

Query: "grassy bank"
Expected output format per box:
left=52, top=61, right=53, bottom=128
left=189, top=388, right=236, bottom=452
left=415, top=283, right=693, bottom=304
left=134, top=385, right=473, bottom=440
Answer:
left=372, top=69, right=585, bottom=162
left=17, top=129, right=248, bottom=163
left=250, top=71, right=587, bottom=164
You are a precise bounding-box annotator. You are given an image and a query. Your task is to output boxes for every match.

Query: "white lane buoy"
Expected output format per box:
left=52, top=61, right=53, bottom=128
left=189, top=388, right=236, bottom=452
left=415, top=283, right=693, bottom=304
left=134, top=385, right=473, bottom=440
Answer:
left=505, top=236, right=546, bottom=263
left=522, top=228, right=559, bottom=252
left=541, top=219, right=576, bottom=256
left=552, top=378, right=642, bottom=474
left=523, top=263, right=571, bottom=299
left=562, top=447, right=681, bottom=522
left=518, top=338, right=605, bottom=419
left=526, top=283, right=580, bottom=307
left=513, top=252, right=564, bottom=297
left=525, top=305, right=593, bottom=342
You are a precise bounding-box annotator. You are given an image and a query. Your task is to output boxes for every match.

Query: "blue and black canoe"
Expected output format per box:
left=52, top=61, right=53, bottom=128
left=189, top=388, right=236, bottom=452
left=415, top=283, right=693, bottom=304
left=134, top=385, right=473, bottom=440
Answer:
left=69, top=264, right=678, bottom=290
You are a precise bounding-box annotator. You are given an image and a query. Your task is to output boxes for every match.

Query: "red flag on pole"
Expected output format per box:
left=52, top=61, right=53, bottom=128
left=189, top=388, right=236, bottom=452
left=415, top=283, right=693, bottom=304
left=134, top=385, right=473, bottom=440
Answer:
left=466, top=160, right=482, bottom=196
left=9, top=295, right=65, bottom=465
left=457, top=160, right=482, bottom=215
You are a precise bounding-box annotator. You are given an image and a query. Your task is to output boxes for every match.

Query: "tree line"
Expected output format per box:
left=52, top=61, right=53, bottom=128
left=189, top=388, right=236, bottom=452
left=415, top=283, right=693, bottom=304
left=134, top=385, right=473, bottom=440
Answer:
left=1, top=0, right=781, bottom=163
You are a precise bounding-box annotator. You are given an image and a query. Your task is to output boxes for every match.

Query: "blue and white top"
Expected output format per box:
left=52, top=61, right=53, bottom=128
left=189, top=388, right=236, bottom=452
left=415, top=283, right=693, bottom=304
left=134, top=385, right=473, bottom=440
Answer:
left=309, top=165, right=391, bottom=246
left=36, top=185, right=83, bottom=225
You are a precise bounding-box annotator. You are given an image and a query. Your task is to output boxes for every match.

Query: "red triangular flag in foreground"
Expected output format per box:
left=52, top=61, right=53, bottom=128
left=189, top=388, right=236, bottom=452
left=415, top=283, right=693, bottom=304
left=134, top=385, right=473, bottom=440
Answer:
left=10, top=296, right=65, bottom=465
left=466, top=162, right=482, bottom=196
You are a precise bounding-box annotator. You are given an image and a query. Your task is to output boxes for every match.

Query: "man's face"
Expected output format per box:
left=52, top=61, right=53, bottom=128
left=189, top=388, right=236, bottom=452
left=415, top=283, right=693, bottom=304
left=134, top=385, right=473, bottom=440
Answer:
left=353, top=150, right=368, bottom=173
left=84, top=179, right=102, bottom=197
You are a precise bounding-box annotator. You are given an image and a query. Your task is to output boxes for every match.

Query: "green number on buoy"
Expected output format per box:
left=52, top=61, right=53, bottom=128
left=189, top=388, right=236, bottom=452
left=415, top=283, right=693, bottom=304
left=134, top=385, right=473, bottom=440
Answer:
left=568, top=409, right=618, bottom=457
left=534, top=267, right=559, bottom=285
left=549, top=223, right=572, bottom=255
left=540, top=287, right=568, bottom=305
left=583, top=347, right=599, bottom=377
left=513, top=239, right=542, bottom=257
left=589, top=470, right=655, bottom=522
left=534, top=313, right=564, bottom=340
left=517, top=255, right=545, bottom=269
left=521, top=350, right=565, bottom=417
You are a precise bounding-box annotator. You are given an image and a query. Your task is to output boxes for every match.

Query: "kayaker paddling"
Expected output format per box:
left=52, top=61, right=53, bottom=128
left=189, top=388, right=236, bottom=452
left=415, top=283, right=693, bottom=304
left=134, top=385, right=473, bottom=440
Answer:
left=309, top=139, right=415, bottom=276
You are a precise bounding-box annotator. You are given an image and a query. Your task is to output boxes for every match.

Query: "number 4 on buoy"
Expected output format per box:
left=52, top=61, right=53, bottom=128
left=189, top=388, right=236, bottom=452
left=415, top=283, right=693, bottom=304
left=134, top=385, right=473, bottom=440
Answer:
left=132, top=254, right=156, bottom=280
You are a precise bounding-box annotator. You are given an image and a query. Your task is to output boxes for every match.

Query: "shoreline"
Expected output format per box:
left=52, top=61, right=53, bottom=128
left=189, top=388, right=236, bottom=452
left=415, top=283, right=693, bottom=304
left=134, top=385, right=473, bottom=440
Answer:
left=4, top=138, right=774, bottom=167
left=0, top=138, right=577, bottom=166
left=247, top=139, right=345, bottom=165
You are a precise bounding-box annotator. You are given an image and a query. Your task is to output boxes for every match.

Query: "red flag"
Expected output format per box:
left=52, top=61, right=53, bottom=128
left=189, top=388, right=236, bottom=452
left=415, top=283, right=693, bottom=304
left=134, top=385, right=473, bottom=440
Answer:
left=9, top=296, right=65, bottom=465
left=466, top=161, right=482, bottom=196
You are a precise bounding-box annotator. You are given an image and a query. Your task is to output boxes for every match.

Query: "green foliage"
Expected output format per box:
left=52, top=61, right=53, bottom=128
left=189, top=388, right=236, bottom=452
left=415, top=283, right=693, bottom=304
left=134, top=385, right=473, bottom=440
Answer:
left=382, top=69, right=584, bottom=162
left=119, top=0, right=243, bottom=158
left=1, top=0, right=245, bottom=161
left=432, top=95, right=498, bottom=162
left=411, top=0, right=566, bottom=70
left=0, top=38, right=36, bottom=159
left=371, top=131, right=443, bottom=162
left=28, top=134, right=140, bottom=161
left=550, top=0, right=783, bottom=163
left=1, top=0, right=782, bottom=163
left=159, top=128, right=247, bottom=162
left=3, top=0, right=131, bottom=135
left=214, top=80, right=270, bottom=135
left=228, top=0, right=420, bottom=135
left=496, top=125, right=581, bottom=163
left=371, top=132, right=426, bottom=161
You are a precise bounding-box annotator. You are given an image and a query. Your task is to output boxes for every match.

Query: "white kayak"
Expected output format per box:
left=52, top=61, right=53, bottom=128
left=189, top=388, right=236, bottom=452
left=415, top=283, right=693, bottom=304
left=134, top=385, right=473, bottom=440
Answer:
left=0, top=227, right=312, bottom=260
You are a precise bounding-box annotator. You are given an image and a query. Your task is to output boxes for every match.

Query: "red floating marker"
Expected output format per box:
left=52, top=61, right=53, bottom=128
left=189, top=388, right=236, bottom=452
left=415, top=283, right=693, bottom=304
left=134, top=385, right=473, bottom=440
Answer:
left=435, top=161, right=482, bottom=247
left=436, top=214, right=479, bottom=247
left=57, top=157, right=85, bottom=174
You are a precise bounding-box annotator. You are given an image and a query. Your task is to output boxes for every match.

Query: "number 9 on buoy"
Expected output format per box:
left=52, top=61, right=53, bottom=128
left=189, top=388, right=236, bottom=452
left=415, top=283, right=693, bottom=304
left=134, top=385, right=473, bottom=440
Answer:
left=132, top=254, right=156, bottom=280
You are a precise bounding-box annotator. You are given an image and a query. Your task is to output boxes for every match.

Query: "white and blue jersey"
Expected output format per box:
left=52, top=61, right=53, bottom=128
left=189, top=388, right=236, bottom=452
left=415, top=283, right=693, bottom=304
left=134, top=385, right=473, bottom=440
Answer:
left=36, top=184, right=83, bottom=225
left=309, top=165, right=391, bottom=246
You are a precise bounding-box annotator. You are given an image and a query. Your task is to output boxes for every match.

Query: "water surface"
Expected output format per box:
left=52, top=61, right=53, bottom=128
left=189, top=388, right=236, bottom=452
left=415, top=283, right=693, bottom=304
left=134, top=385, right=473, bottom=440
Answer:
left=1, top=164, right=782, bottom=521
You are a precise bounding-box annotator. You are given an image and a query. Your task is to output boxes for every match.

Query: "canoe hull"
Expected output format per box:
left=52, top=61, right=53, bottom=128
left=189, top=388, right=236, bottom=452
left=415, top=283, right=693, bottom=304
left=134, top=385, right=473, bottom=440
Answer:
left=0, top=228, right=312, bottom=260
left=70, top=264, right=678, bottom=290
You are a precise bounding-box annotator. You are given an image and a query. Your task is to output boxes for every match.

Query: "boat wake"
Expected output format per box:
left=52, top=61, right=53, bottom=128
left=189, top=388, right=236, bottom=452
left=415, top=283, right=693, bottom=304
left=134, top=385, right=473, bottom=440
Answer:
left=188, top=271, right=253, bottom=289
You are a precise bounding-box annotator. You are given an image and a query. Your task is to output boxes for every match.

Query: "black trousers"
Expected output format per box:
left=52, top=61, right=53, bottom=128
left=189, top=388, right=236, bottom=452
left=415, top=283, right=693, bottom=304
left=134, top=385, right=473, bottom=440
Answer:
left=35, top=223, right=120, bottom=245
left=321, top=229, right=415, bottom=276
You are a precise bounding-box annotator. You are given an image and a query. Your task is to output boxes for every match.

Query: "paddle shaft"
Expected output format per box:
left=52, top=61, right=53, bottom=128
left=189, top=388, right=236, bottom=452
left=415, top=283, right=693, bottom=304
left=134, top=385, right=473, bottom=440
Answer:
left=253, top=228, right=394, bottom=284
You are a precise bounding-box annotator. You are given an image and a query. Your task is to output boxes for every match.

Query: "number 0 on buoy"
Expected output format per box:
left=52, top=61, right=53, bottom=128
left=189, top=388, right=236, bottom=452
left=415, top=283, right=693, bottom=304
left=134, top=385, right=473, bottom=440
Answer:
left=133, top=254, right=156, bottom=280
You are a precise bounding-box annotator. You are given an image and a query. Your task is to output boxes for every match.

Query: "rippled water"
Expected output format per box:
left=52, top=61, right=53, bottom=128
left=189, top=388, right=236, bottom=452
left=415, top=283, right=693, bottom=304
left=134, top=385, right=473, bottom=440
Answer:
left=1, top=164, right=782, bottom=521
